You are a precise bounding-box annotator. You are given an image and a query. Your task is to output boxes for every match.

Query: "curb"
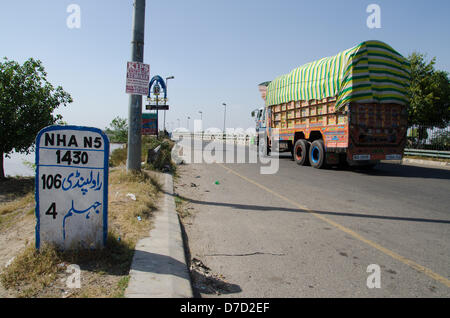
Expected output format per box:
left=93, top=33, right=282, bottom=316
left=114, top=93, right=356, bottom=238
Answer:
left=401, top=158, right=450, bottom=169
left=125, top=173, right=193, bottom=298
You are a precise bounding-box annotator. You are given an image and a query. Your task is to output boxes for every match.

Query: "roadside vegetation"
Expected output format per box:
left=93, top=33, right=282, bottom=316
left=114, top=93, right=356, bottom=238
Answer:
left=0, top=168, right=162, bottom=298
left=174, top=194, right=192, bottom=219
left=0, top=177, right=35, bottom=231
left=0, top=58, right=72, bottom=179
left=110, top=135, right=176, bottom=173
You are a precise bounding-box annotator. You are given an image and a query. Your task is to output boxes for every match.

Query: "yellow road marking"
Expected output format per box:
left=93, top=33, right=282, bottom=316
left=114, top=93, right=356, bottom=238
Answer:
left=218, top=163, right=450, bottom=288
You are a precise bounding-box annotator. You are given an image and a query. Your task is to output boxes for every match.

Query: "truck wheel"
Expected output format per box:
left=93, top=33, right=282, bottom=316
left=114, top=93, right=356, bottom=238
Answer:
left=309, top=140, right=326, bottom=169
left=293, top=139, right=309, bottom=166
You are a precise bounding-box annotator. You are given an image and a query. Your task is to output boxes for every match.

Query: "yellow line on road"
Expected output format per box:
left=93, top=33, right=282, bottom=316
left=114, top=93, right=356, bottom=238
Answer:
left=218, top=163, right=450, bottom=288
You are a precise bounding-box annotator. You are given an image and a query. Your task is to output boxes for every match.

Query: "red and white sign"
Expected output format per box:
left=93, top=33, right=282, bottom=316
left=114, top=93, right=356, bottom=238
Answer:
left=126, top=61, right=150, bottom=95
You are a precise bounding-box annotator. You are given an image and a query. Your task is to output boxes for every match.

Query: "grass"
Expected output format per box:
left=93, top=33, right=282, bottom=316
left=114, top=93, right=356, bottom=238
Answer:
left=0, top=177, right=34, bottom=202
left=0, top=192, right=34, bottom=216
left=108, top=167, right=161, bottom=245
left=174, top=194, right=191, bottom=219
left=0, top=177, right=35, bottom=231
left=0, top=167, right=162, bottom=298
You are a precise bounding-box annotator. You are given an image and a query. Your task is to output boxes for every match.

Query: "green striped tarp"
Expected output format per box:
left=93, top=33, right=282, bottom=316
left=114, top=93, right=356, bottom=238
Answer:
left=265, top=40, right=410, bottom=110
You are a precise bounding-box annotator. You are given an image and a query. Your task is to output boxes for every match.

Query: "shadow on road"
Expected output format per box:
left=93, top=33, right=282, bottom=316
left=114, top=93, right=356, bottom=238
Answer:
left=169, top=192, right=450, bottom=225
left=350, top=162, right=450, bottom=180
left=276, top=153, right=450, bottom=180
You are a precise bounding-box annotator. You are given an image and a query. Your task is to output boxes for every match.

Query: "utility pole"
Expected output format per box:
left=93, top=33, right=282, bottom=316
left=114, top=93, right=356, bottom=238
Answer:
left=198, top=110, right=203, bottom=140
left=127, top=0, right=146, bottom=172
left=165, top=76, right=175, bottom=133
left=222, top=103, right=227, bottom=137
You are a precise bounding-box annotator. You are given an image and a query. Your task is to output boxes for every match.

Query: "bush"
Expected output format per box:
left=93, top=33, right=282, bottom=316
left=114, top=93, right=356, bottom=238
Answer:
left=109, top=147, right=128, bottom=167
left=142, top=136, right=175, bottom=172
left=109, top=136, right=175, bottom=172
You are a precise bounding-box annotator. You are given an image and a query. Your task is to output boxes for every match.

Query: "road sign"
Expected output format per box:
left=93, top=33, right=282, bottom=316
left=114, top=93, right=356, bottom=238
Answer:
left=35, top=126, right=110, bottom=250
left=126, top=61, right=150, bottom=95
left=146, top=105, right=169, bottom=110
left=142, top=113, right=158, bottom=135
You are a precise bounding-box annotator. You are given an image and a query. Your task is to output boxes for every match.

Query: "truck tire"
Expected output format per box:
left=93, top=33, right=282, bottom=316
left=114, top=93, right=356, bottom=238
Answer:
left=309, top=140, right=326, bottom=169
left=293, top=139, right=309, bottom=166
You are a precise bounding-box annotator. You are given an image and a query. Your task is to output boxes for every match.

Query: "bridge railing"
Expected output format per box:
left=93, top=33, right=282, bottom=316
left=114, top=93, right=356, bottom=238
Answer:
left=171, top=132, right=255, bottom=145
left=403, top=149, right=450, bottom=159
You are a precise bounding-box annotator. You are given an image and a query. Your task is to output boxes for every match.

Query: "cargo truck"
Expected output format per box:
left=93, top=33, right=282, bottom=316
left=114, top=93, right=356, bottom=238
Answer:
left=254, top=40, right=410, bottom=169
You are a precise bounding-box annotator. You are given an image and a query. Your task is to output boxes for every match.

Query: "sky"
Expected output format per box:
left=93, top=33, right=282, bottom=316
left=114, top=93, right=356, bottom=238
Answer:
left=1, top=0, right=449, bottom=132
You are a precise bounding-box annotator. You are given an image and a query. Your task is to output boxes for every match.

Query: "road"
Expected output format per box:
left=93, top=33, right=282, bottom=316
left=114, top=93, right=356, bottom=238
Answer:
left=173, top=138, right=450, bottom=297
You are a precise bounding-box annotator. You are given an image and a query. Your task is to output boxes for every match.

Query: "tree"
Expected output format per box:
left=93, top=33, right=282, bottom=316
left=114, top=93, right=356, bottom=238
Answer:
left=407, top=52, right=450, bottom=127
left=105, top=116, right=128, bottom=143
left=0, top=58, right=72, bottom=179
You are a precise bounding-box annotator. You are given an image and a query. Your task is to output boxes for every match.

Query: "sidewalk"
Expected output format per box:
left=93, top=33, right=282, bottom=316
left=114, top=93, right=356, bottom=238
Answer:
left=125, top=173, right=193, bottom=298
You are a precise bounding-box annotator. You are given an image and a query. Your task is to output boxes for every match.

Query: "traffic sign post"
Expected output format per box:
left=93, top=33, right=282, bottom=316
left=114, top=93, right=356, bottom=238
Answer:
left=146, top=105, right=169, bottom=111
left=35, top=126, right=110, bottom=250
left=142, top=113, right=158, bottom=135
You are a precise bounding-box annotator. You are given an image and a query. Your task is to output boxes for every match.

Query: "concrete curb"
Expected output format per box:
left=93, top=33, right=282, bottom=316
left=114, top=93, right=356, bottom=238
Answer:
left=125, top=173, right=193, bottom=298
left=401, top=158, right=450, bottom=169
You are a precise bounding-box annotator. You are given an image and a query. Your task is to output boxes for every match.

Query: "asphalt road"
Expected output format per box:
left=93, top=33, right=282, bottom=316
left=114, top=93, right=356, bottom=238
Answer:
left=174, top=138, right=450, bottom=297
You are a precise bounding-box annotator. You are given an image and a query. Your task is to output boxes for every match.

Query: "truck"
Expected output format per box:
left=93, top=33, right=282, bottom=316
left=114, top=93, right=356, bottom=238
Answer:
left=253, top=40, right=410, bottom=169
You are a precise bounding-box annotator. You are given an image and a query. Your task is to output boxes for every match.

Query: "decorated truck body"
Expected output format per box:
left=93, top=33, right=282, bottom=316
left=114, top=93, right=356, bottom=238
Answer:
left=255, top=40, right=410, bottom=169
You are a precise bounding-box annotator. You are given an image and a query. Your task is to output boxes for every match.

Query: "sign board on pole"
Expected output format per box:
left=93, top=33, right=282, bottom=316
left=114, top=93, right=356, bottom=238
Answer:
left=146, top=105, right=169, bottom=111
left=142, top=113, right=158, bottom=135
left=126, top=61, right=150, bottom=96
left=35, top=126, right=110, bottom=250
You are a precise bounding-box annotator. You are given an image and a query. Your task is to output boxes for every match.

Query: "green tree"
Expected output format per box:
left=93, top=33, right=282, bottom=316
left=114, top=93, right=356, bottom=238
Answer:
left=407, top=52, right=450, bottom=127
left=105, top=116, right=128, bottom=143
left=0, top=58, right=72, bottom=179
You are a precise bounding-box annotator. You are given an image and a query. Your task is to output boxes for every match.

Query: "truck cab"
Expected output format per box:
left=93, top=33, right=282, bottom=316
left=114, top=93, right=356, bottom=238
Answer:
left=251, top=107, right=266, bottom=144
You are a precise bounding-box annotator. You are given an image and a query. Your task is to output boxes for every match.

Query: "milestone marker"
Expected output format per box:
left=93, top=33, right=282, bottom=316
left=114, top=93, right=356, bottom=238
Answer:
left=35, top=125, right=109, bottom=250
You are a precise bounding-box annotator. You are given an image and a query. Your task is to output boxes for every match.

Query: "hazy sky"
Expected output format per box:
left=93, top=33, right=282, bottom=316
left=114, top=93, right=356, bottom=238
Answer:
left=1, top=0, right=449, bottom=132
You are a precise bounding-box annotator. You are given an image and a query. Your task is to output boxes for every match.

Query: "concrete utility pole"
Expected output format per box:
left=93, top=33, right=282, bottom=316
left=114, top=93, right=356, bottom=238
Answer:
left=127, top=0, right=146, bottom=172
left=165, top=76, right=175, bottom=133
left=222, top=103, right=227, bottom=137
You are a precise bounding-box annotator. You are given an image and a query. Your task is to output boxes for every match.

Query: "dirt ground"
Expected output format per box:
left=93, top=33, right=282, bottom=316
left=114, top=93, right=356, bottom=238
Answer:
left=0, top=178, right=35, bottom=297
left=0, top=169, right=162, bottom=298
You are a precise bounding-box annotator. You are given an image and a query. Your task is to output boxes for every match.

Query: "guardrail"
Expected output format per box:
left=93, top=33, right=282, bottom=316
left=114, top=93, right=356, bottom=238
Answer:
left=172, top=132, right=256, bottom=145
left=404, top=148, right=450, bottom=159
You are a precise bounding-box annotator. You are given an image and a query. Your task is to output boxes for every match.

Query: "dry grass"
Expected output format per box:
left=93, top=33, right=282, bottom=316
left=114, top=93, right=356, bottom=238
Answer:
left=0, top=192, right=34, bottom=216
left=174, top=194, right=192, bottom=219
left=0, top=244, right=61, bottom=297
left=108, top=167, right=161, bottom=245
left=0, top=167, right=162, bottom=298
left=0, top=178, right=35, bottom=231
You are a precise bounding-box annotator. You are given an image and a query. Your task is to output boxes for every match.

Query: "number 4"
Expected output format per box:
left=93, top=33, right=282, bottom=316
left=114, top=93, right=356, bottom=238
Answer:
left=45, top=202, right=58, bottom=219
